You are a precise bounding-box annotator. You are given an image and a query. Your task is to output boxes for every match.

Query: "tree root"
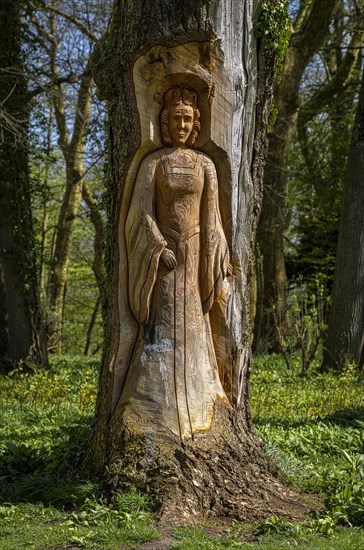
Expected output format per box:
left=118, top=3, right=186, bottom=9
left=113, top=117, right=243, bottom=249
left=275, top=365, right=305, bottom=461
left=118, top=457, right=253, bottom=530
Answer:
left=105, top=400, right=311, bottom=524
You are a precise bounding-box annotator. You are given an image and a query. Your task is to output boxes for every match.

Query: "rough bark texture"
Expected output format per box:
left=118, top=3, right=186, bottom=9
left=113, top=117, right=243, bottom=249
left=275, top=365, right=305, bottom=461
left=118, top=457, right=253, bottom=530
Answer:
left=106, top=401, right=308, bottom=523
left=0, top=0, right=47, bottom=367
left=82, top=0, right=307, bottom=521
left=253, top=0, right=338, bottom=353
left=323, top=69, right=364, bottom=371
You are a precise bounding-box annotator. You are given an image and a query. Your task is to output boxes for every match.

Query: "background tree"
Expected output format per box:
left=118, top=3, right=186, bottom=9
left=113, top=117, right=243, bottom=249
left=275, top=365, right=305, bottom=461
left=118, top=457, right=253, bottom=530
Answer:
left=26, top=0, right=108, bottom=354
left=0, top=0, right=47, bottom=367
left=323, top=65, right=364, bottom=371
left=287, top=3, right=363, bottom=294
left=28, top=1, right=106, bottom=352
left=253, top=0, right=338, bottom=353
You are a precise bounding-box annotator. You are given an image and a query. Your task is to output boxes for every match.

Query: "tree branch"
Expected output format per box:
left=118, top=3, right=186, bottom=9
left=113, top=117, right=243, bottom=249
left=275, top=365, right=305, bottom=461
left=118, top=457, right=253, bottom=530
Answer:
left=298, top=28, right=363, bottom=127
left=47, top=13, right=70, bottom=152
left=29, top=74, right=79, bottom=98
left=291, top=0, right=339, bottom=61
left=32, top=1, right=99, bottom=43
left=70, top=59, right=94, bottom=152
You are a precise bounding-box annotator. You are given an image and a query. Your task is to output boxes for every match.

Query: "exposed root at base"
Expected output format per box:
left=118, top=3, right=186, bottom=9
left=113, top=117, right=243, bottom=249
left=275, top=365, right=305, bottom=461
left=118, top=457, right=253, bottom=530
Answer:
left=105, top=400, right=312, bottom=524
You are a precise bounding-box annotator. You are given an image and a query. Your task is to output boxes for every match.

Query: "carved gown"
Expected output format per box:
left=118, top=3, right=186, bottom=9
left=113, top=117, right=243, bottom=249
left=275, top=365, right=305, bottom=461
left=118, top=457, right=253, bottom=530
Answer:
left=122, top=147, right=229, bottom=437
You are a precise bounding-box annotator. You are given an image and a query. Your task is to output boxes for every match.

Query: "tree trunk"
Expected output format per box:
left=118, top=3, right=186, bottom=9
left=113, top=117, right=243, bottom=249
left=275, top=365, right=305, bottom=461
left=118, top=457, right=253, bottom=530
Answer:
left=0, top=0, right=47, bottom=367
left=47, top=61, right=94, bottom=352
left=253, top=0, right=338, bottom=353
left=84, top=293, right=101, bottom=356
left=28, top=2, right=101, bottom=353
left=82, top=179, right=105, bottom=291
left=82, top=0, right=307, bottom=522
left=323, top=69, right=364, bottom=371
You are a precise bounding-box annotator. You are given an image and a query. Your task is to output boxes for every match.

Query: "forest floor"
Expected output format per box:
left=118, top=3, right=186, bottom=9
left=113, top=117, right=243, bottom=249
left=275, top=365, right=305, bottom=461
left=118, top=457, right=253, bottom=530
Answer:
left=0, top=354, right=363, bottom=549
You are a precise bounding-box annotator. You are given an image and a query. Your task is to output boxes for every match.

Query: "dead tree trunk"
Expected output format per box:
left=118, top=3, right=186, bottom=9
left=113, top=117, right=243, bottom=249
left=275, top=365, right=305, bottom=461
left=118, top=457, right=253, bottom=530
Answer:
left=323, top=68, right=364, bottom=371
left=83, top=0, right=306, bottom=521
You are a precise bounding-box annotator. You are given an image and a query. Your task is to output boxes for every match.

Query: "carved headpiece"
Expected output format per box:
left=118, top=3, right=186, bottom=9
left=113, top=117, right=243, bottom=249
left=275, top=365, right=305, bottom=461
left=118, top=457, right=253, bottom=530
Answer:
left=160, top=86, right=201, bottom=146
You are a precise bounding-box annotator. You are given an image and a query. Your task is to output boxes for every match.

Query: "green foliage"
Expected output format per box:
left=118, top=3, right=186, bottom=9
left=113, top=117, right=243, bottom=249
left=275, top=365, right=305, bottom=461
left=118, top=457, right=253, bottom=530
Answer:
left=65, top=494, right=158, bottom=547
left=255, top=512, right=336, bottom=537
left=319, top=450, right=364, bottom=526
left=0, top=496, right=159, bottom=550
left=255, top=0, right=291, bottom=82
left=62, top=210, right=104, bottom=354
left=0, top=356, right=99, bottom=499
left=285, top=146, right=342, bottom=296
left=274, top=281, right=328, bottom=373
left=252, top=355, right=364, bottom=530
left=285, top=73, right=358, bottom=294
left=3, top=355, right=98, bottom=409
left=1, top=354, right=364, bottom=548
left=172, top=523, right=364, bottom=549
left=0, top=355, right=159, bottom=549
left=251, top=354, right=363, bottom=423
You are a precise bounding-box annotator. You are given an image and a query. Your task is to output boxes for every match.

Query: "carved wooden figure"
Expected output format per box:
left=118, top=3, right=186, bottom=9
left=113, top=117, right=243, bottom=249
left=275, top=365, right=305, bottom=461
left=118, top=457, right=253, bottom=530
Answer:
left=121, top=86, right=230, bottom=438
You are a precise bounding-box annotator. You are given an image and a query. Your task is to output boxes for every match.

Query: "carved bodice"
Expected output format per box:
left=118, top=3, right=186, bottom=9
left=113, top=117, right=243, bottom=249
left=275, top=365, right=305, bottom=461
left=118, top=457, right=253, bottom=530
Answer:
left=155, top=148, right=204, bottom=234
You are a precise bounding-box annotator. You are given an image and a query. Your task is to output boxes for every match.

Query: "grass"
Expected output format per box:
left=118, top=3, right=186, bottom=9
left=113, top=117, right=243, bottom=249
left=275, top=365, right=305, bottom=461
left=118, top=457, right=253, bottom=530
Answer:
left=0, top=356, right=159, bottom=549
left=251, top=354, right=364, bottom=528
left=171, top=525, right=364, bottom=549
left=0, top=499, right=159, bottom=549
left=0, top=353, right=363, bottom=548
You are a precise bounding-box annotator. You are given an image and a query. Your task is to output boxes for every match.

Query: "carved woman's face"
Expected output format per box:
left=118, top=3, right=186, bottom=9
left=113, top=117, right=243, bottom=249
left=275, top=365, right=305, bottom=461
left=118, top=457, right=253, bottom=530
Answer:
left=168, top=103, right=194, bottom=146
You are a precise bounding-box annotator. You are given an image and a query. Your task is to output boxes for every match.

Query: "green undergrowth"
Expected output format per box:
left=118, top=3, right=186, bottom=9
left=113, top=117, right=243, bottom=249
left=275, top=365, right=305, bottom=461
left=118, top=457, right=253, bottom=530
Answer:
left=252, top=354, right=364, bottom=533
left=0, top=495, right=159, bottom=550
left=172, top=524, right=364, bottom=549
left=0, top=356, right=159, bottom=548
left=0, top=353, right=363, bottom=548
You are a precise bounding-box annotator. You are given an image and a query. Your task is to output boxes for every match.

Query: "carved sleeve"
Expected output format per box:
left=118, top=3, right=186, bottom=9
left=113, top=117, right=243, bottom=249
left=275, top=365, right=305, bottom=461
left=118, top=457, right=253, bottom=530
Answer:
left=200, top=157, right=230, bottom=314
left=125, top=155, right=166, bottom=323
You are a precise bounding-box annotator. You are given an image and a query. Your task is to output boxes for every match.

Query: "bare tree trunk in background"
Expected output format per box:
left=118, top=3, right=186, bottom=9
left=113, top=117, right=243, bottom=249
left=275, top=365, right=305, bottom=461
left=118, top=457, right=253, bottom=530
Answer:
left=24, top=1, right=108, bottom=354
left=84, top=294, right=101, bottom=356
left=82, top=180, right=105, bottom=356
left=82, top=0, right=308, bottom=523
left=82, top=180, right=105, bottom=292
left=0, top=0, right=47, bottom=368
left=46, top=37, right=94, bottom=352
left=323, top=68, right=364, bottom=371
left=253, top=0, right=338, bottom=353
left=297, top=11, right=363, bottom=184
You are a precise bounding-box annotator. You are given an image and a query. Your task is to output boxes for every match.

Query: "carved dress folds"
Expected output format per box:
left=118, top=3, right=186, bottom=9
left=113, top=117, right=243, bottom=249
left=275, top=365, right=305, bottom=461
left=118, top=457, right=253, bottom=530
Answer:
left=122, top=148, right=229, bottom=437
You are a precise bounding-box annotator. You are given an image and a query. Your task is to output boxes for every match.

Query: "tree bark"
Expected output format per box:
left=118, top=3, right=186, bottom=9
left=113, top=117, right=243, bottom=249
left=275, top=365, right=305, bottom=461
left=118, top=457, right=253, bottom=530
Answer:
left=323, top=68, right=364, bottom=371
left=0, top=0, right=47, bottom=367
left=253, top=0, right=338, bottom=353
left=82, top=0, right=307, bottom=522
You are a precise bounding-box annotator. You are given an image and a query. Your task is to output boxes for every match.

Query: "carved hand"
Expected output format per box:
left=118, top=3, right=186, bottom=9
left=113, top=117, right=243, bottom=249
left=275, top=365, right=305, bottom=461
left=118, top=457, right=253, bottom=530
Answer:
left=161, top=248, right=177, bottom=270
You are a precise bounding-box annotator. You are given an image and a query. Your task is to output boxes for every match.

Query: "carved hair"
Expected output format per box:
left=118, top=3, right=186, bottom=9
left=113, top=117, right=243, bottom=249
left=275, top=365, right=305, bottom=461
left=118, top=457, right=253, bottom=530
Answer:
left=160, top=86, right=201, bottom=146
